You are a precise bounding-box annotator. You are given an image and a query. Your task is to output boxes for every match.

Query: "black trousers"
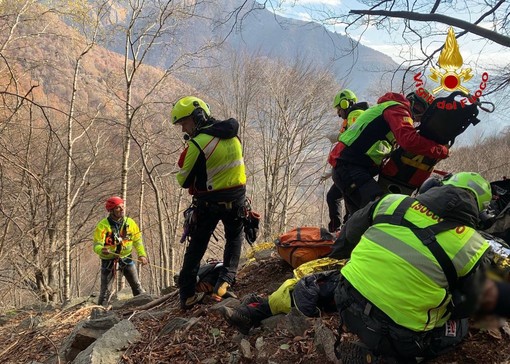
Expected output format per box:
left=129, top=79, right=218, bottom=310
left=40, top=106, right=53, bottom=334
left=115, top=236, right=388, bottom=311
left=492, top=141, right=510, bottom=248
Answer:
left=326, top=183, right=343, bottom=232
left=335, top=278, right=468, bottom=361
left=178, top=197, right=245, bottom=303
left=333, top=163, right=384, bottom=216
left=98, top=257, right=143, bottom=306
left=246, top=299, right=273, bottom=326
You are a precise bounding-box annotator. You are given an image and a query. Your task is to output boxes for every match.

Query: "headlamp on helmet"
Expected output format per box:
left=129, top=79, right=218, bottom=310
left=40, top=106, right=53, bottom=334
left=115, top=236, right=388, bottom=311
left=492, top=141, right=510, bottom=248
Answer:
left=333, top=89, right=358, bottom=110
left=171, top=96, right=210, bottom=125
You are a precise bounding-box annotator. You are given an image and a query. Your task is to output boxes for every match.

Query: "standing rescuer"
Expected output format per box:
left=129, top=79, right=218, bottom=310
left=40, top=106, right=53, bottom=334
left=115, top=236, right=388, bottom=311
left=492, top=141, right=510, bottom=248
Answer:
left=333, top=91, right=449, bottom=215
left=172, top=96, right=247, bottom=309
left=323, top=89, right=368, bottom=230
left=93, top=196, right=148, bottom=306
left=331, top=172, right=510, bottom=362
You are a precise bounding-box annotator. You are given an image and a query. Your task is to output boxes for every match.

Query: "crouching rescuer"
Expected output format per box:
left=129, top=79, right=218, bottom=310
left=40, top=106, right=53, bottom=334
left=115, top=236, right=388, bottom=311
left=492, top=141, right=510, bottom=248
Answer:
left=331, top=172, right=510, bottom=362
left=93, top=196, right=148, bottom=306
left=172, top=96, right=247, bottom=309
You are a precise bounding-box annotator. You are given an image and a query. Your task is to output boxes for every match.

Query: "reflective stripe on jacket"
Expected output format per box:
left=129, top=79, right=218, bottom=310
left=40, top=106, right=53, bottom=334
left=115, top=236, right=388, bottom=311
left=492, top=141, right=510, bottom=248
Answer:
left=176, top=133, right=246, bottom=194
left=339, top=101, right=400, bottom=166
left=341, top=194, right=489, bottom=331
left=93, top=217, right=145, bottom=259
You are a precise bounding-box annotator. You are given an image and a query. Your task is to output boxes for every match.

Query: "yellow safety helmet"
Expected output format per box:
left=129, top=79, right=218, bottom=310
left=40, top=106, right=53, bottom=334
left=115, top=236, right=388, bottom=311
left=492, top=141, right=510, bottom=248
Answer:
left=171, top=96, right=210, bottom=125
left=443, top=172, right=492, bottom=211
left=333, top=89, right=358, bottom=110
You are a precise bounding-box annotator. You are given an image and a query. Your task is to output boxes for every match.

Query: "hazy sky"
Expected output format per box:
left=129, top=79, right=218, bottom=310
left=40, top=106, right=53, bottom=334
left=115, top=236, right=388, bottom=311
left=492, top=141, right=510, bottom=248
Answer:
left=267, top=0, right=510, bottom=135
left=269, top=0, right=510, bottom=67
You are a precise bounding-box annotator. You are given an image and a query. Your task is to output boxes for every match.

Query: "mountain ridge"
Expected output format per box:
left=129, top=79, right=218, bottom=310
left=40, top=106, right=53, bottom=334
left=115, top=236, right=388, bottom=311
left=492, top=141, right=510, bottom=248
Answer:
left=103, top=0, right=399, bottom=97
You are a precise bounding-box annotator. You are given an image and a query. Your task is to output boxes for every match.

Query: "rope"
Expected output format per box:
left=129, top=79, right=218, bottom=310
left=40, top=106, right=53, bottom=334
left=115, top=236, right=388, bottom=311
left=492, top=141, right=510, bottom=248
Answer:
left=107, top=252, right=179, bottom=275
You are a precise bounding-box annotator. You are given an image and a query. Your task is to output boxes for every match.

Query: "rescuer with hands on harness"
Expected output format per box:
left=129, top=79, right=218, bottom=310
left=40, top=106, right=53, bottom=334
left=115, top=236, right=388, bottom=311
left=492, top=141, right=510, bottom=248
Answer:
left=331, top=172, right=510, bottom=363
left=93, top=196, right=148, bottom=306
left=332, top=91, right=449, bottom=216
left=172, top=96, right=247, bottom=310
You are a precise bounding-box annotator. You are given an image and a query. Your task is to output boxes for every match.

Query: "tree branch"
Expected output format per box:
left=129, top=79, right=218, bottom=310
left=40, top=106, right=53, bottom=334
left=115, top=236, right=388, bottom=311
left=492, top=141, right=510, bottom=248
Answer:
left=349, top=9, right=510, bottom=47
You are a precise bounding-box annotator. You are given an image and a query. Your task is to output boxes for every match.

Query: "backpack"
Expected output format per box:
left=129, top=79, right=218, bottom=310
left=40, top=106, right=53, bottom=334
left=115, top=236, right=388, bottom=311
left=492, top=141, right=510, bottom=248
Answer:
left=274, top=227, right=337, bottom=268
left=379, top=91, right=480, bottom=194
left=195, top=260, right=223, bottom=293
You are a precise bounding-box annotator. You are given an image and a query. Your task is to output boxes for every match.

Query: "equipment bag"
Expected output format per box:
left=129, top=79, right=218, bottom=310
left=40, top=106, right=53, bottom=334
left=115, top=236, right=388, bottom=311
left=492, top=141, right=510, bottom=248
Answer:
left=196, top=260, right=223, bottom=293
left=379, top=91, right=480, bottom=194
left=274, top=227, right=337, bottom=268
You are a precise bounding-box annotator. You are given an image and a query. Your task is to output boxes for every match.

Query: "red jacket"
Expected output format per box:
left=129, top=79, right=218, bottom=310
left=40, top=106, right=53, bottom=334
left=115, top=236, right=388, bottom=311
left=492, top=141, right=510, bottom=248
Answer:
left=378, top=92, right=448, bottom=159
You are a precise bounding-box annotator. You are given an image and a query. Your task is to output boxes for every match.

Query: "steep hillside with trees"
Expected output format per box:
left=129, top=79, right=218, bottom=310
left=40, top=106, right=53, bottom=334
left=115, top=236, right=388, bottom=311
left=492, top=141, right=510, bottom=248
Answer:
left=0, top=0, right=508, bottom=313
left=0, top=1, right=194, bottom=305
left=0, top=0, right=346, bottom=308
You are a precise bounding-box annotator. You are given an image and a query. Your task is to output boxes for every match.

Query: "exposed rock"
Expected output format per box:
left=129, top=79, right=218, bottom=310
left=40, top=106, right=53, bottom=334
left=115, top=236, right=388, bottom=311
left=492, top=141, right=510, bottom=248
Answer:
left=253, top=249, right=273, bottom=261
left=71, top=319, right=140, bottom=364
left=201, top=359, right=218, bottom=364
left=15, top=315, right=43, bottom=331
left=314, top=320, right=340, bottom=363
left=261, top=314, right=286, bottom=331
left=160, top=316, right=200, bottom=336
left=111, top=293, right=156, bottom=310
left=210, top=297, right=241, bottom=312
left=59, top=311, right=121, bottom=362
left=239, top=338, right=253, bottom=359
left=255, top=337, right=268, bottom=359
left=228, top=351, right=241, bottom=364
left=283, top=308, right=311, bottom=337
left=61, top=297, right=97, bottom=311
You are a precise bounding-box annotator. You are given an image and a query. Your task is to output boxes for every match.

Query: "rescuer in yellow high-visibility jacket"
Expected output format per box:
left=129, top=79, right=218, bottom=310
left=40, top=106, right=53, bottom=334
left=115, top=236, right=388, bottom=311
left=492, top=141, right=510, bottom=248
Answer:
left=172, top=96, right=247, bottom=310
left=333, top=92, right=449, bottom=216
left=93, top=196, right=148, bottom=306
left=322, top=89, right=369, bottom=231
left=330, top=172, right=510, bottom=362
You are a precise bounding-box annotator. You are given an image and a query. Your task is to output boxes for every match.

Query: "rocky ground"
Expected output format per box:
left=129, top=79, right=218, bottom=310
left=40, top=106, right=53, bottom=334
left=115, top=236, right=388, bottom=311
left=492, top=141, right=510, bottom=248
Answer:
left=1, top=252, right=510, bottom=363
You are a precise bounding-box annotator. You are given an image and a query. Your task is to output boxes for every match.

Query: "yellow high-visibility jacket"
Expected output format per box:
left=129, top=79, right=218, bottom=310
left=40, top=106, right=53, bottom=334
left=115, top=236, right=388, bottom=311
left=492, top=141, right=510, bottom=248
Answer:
left=93, top=217, right=146, bottom=260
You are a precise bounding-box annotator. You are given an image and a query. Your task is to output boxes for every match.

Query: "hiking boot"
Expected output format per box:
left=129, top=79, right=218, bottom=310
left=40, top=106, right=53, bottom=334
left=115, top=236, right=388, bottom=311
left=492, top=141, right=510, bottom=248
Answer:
left=212, top=280, right=232, bottom=302
left=336, top=341, right=381, bottom=364
left=241, top=293, right=265, bottom=305
left=180, top=292, right=206, bottom=310
left=220, top=306, right=253, bottom=335
left=222, top=290, right=238, bottom=299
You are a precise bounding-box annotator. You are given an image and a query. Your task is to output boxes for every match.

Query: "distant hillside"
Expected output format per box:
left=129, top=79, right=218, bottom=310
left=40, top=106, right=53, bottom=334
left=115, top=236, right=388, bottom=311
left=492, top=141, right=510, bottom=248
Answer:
left=104, top=0, right=399, bottom=98
left=2, top=3, right=191, bottom=115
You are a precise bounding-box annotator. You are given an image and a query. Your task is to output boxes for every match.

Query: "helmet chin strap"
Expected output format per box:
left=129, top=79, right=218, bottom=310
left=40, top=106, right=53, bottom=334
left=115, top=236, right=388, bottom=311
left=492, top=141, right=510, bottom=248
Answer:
left=190, top=121, right=201, bottom=138
left=188, top=108, right=208, bottom=138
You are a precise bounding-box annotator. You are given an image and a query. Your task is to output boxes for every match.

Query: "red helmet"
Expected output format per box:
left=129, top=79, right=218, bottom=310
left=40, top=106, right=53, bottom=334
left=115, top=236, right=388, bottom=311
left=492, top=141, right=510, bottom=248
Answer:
left=105, top=196, right=124, bottom=211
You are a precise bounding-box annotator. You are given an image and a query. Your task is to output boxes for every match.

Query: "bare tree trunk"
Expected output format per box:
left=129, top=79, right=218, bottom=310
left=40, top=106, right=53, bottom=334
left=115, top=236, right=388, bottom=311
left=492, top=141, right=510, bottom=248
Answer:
left=76, top=246, right=81, bottom=297
left=63, top=58, right=79, bottom=302
left=138, top=161, right=145, bottom=282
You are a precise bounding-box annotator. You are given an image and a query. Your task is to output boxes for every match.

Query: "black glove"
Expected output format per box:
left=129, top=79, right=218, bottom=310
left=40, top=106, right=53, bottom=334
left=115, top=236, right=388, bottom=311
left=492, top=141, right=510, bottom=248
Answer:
left=244, top=211, right=260, bottom=244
